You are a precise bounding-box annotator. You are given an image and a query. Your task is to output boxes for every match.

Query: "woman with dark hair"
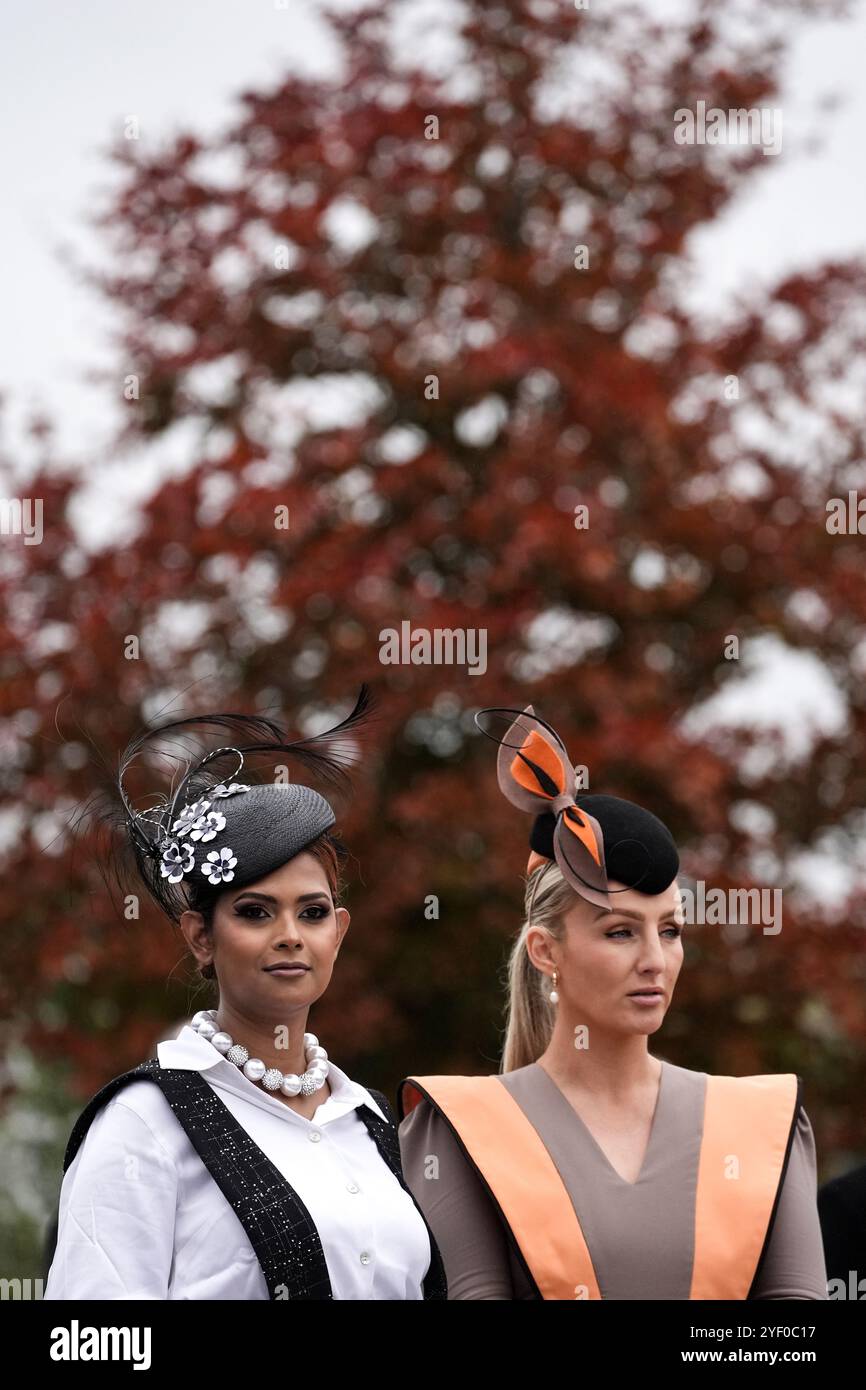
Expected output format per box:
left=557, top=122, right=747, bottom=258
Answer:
left=45, top=687, right=446, bottom=1300
left=397, top=704, right=827, bottom=1301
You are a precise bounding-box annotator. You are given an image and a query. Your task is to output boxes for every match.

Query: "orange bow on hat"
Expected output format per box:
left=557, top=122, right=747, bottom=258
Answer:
left=475, top=704, right=612, bottom=910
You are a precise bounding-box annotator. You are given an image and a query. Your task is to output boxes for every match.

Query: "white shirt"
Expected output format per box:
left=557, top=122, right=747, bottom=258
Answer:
left=45, top=1024, right=431, bottom=1301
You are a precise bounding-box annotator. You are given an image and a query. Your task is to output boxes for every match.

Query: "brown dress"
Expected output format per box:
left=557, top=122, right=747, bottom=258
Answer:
left=398, top=1057, right=828, bottom=1300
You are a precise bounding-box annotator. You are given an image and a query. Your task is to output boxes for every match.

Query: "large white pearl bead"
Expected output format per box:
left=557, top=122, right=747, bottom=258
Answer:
left=191, top=1010, right=210, bottom=1028
left=304, top=1033, right=319, bottom=1049
left=243, top=1058, right=266, bottom=1082
left=280, top=1074, right=302, bottom=1096
left=198, top=1020, right=217, bottom=1040
left=211, top=1032, right=233, bottom=1053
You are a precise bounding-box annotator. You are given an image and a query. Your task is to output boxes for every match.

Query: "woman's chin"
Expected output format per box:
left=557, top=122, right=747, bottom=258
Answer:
left=622, top=1012, right=666, bottom=1038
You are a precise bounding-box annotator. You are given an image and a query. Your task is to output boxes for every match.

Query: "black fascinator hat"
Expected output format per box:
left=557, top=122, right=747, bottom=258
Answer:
left=475, top=702, right=679, bottom=910
left=79, top=685, right=378, bottom=924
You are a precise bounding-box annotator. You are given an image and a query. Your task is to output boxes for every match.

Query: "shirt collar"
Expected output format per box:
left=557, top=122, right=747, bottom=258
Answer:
left=156, top=1024, right=388, bottom=1123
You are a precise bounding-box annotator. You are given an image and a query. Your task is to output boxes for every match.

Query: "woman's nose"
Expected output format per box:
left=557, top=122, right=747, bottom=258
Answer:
left=636, top=934, right=666, bottom=971
left=272, top=914, right=304, bottom=945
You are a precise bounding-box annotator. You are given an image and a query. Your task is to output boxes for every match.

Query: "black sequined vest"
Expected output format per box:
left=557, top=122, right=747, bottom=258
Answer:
left=48, top=1059, right=447, bottom=1300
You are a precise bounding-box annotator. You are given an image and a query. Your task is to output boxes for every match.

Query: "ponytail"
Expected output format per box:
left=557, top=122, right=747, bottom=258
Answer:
left=500, top=861, right=578, bottom=1073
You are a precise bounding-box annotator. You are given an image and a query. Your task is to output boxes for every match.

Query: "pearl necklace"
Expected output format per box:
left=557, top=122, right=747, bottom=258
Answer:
left=190, top=1009, right=329, bottom=1096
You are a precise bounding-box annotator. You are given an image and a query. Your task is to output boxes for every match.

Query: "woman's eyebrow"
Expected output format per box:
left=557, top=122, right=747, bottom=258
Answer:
left=231, top=891, right=330, bottom=905
left=593, top=907, right=681, bottom=923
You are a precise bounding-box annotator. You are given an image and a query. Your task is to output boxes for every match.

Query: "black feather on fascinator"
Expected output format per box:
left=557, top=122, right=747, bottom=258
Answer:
left=76, top=685, right=378, bottom=924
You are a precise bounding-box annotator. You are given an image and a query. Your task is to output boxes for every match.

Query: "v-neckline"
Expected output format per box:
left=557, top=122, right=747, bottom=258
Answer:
left=533, top=1058, right=667, bottom=1187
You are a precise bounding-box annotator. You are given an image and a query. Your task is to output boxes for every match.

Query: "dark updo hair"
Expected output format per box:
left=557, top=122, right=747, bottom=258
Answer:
left=187, top=829, right=350, bottom=986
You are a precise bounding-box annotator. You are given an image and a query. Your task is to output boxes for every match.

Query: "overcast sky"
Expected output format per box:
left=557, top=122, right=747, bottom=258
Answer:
left=2, top=0, right=865, bottom=466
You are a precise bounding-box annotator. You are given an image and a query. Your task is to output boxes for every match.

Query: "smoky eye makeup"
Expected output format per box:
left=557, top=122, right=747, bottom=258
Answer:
left=234, top=900, right=270, bottom=918
left=233, top=895, right=332, bottom=919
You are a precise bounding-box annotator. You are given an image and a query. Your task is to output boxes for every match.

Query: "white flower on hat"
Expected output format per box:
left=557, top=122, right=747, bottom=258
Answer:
left=201, top=847, right=238, bottom=884
left=159, top=838, right=196, bottom=883
left=189, top=809, right=226, bottom=842
left=210, top=783, right=251, bottom=798
left=172, top=798, right=212, bottom=837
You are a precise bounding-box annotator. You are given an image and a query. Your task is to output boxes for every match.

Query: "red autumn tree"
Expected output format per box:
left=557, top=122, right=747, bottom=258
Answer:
left=2, top=0, right=865, bottom=1175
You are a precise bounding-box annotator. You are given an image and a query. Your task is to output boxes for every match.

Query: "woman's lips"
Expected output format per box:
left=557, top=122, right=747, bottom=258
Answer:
left=628, top=991, right=664, bottom=1005
left=265, top=965, right=309, bottom=976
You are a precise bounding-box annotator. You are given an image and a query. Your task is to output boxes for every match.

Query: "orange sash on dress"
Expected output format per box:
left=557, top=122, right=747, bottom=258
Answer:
left=398, top=1071, right=800, bottom=1300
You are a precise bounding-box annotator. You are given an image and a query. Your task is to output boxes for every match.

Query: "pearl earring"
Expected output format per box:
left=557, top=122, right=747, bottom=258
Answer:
left=549, top=968, right=559, bottom=1005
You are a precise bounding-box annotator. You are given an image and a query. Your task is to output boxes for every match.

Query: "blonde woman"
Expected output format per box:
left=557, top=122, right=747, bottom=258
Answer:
left=397, top=704, right=827, bottom=1301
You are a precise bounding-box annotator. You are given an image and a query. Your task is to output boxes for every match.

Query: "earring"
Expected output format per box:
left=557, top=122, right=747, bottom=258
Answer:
left=549, top=968, right=559, bottom=1005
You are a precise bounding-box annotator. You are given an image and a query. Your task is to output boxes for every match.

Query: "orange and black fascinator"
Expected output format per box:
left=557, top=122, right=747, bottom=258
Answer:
left=474, top=704, right=679, bottom=911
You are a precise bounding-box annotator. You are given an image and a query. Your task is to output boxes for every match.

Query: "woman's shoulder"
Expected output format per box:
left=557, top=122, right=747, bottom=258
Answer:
left=68, top=1068, right=186, bottom=1172
left=396, top=1077, right=482, bottom=1144
left=396, top=1072, right=500, bottom=1126
left=397, top=1084, right=496, bottom=1201
left=659, top=1058, right=808, bottom=1094
left=100, top=1072, right=179, bottom=1125
left=397, top=1087, right=443, bottom=1137
left=665, top=1061, right=813, bottom=1111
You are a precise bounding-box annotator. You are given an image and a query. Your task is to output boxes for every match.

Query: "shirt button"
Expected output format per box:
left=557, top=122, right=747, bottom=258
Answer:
left=359, top=1252, right=371, bottom=1266
left=308, top=1130, right=322, bottom=1143
left=346, top=1182, right=360, bottom=1194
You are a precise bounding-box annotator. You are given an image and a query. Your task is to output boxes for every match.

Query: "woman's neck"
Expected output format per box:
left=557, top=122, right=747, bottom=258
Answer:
left=537, top=1018, right=660, bottom=1103
left=212, top=1003, right=312, bottom=1076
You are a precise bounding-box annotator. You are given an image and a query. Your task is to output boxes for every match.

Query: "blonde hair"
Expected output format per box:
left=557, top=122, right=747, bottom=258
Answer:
left=499, top=860, right=580, bottom=1074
